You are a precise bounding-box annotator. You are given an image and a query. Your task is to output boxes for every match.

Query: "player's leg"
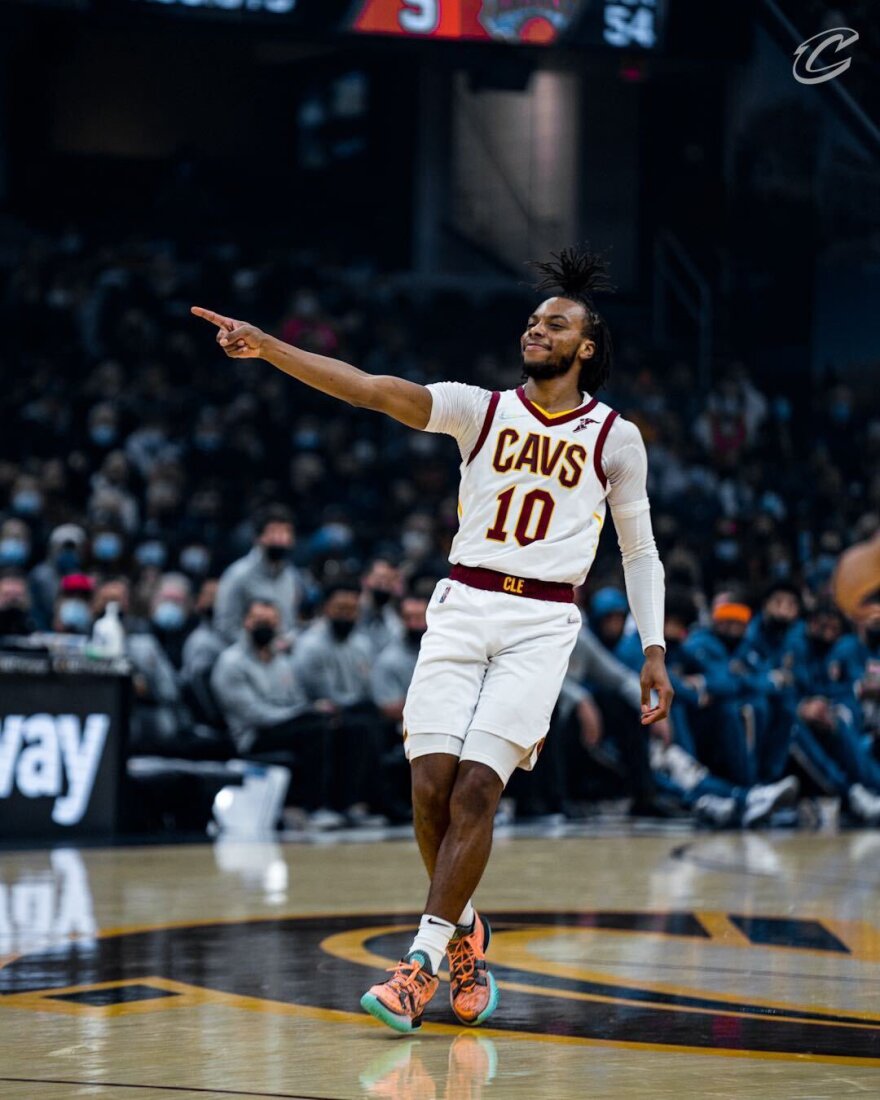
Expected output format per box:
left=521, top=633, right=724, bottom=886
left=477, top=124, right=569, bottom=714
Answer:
left=361, top=584, right=487, bottom=1032
left=419, top=600, right=581, bottom=1027
left=409, top=748, right=460, bottom=875
left=424, top=759, right=506, bottom=922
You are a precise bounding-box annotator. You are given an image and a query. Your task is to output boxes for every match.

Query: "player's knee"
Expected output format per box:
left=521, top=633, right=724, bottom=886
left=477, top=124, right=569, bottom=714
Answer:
left=411, top=761, right=454, bottom=820
left=449, top=763, right=503, bottom=825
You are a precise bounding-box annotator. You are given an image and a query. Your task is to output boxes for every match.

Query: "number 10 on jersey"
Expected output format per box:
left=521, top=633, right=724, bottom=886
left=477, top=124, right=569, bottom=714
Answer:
left=486, top=487, right=555, bottom=546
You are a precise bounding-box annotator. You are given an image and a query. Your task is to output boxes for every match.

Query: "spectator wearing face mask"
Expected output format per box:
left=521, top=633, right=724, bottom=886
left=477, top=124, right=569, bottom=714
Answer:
left=617, top=590, right=800, bottom=827
left=360, top=557, right=404, bottom=653
left=210, top=598, right=339, bottom=819
left=135, top=539, right=168, bottom=573
left=786, top=603, right=880, bottom=824
left=740, top=581, right=803, bottom=670
left=680, top=597, right=797, bottom=787
left=29, top=524, right=88, bottom=630
left=8, top=475, right=44, bottom=525
left=735, top=581, right=802, bottom=781
left=179, top=542, right=212, bottom=584
left=0, top=569, right=36, bottom=637
left=182, top=578, right=224, bottom=681
left=52, top=573, right=95, bottom=636
left=294, top=580, right=389, bottom=820
left=295, top=581, right=373, bottom=708
left=371, top=594, right=428, bottom=723
left=678, top=599, right=760, bottom=786
left=214, top=504, right=304, bottom=644
left=149, top=572, right=194, bottom=670
left=589, top=587, right=630, bottom=657
left=92, top=574, right=187, bottom=751
left=85, top=403, right=121, bottom=463
left=0, top=519, right=32, bottom=570
left=91, top=526, right=127, bottom=576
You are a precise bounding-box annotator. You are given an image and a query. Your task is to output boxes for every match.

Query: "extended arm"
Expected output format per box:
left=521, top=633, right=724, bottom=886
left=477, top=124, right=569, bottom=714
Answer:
left=191, top=307, right=432, bottom=430
left=604, top=418, right=672, bottom=724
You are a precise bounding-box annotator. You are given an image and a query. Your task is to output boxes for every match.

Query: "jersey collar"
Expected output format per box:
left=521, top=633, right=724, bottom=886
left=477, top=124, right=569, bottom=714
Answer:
left=516, top=386, right=598, bottom=427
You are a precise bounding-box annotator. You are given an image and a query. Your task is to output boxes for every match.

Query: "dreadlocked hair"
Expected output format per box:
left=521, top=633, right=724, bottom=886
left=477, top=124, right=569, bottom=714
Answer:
left=527, top=246, right=615, bottom=394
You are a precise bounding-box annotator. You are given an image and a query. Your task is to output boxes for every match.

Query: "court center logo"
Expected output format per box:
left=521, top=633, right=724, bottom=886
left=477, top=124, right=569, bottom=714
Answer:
left=3, top=910, right=880, bottom=1064
left=793, top=27, right=858, bottom=85
left=479, top=0, right=577, bottom=44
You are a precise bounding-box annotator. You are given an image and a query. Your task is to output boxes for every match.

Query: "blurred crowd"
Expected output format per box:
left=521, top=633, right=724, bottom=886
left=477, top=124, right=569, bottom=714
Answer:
left=1, top=230, right=879, bottom=830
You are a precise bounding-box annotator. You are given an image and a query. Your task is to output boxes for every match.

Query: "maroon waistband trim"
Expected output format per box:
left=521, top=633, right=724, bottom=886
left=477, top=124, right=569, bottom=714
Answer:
left=449, top=564, right=574, bottom=603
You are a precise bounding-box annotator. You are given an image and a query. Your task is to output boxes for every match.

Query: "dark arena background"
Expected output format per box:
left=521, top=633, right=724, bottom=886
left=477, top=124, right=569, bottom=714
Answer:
left=1, top=1, right=880, bottom=1096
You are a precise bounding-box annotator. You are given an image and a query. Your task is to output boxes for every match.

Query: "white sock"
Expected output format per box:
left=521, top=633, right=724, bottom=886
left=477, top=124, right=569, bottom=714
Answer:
left=408, top=914, right=456, bottom=975
left=457, top=900, right=475, bottom=930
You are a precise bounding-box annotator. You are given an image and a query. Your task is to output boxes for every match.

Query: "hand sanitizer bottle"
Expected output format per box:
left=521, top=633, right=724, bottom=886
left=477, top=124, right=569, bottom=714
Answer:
left=90, top=600, right=126, bottom=659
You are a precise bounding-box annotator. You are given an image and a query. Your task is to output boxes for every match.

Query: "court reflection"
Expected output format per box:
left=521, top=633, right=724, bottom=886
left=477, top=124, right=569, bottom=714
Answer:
left=360, top=1034, right=498, bottom=1100
left=0, top=848, right=95, bottom=955
left=213, top=838, right=289, bottom=903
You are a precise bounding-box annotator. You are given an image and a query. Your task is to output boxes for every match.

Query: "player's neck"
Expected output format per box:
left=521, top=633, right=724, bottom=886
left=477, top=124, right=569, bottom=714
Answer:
left=522, top=376, right=585, bottom=414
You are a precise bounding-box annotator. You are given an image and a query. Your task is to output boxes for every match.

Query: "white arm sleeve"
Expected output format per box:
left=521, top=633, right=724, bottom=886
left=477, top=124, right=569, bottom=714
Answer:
left=602, top=417, right=666, bottom=652
left=425, top=382, right=492, bottom=460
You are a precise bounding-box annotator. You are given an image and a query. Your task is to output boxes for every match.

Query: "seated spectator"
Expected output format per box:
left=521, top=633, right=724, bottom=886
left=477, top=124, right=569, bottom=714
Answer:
left=360, top=557, right=404, bottom=652
left=622, top=590, right=800, bottom=827
left=178, top=542, right=213, bottom=585
left=788, top=602, right=880, bottom=823
left=182, top=578, right=225, bottom=681
left=148, top=572, right=194, bottom=670
left=93, top=575, right=146, bottom=632
left=0, top=519, right=32, bottom=570
left=295, top=580, right=390, bottom=820
left=680, top=598, right=795, bottom=788
left=740, top=579, right=803, bottom=669
left=589, top=587, right=629, bottom=656
left=295, top=581, right=375, bottom=706
left=735, top=581, right=802, bottom=781
left=93, top=575, right=193, bottom=753
left=371, top=593, right=427, bottom=723
left=214, top=504, right=304, bottom=644
left=52, top=573, right=95, bottom=636
left=539, top=619, right=667, bottom=817
left=0, top=569, right=36, bottom=637
left=29, top=523, right=88, bottom=630
left=90, top=525, right=128, bottom=577
left=211, top=598, right=340, bottom=819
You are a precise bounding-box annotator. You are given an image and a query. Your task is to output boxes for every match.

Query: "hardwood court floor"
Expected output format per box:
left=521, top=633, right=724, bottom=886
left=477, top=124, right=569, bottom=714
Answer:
left=1, top=825, right=880, bottom=1099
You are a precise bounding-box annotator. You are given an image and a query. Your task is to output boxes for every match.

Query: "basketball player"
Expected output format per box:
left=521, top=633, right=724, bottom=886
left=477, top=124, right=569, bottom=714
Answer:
left=193, top=248, right=672, bottom=1033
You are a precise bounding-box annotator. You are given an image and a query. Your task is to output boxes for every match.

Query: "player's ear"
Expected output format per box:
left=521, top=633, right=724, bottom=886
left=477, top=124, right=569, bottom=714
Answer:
left=578, top=338, right=596, bottom=362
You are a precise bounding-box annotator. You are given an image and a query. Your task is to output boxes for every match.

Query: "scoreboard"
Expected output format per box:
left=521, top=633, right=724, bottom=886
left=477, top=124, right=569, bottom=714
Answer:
left=349, top=1, right=663, bottom=48
left=27, top=0, right=662, bottom=49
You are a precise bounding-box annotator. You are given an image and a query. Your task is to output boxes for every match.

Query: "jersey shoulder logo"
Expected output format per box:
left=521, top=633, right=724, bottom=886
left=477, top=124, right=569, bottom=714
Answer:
left=573, top=417, right=601, bottom=433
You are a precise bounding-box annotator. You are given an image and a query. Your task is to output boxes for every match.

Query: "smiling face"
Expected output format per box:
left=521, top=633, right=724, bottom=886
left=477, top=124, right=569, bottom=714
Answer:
left=521, top=297, right=595, bottom=382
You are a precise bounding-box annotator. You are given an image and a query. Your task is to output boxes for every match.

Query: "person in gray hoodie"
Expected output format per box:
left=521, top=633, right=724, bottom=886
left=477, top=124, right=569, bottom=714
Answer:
left=214, top=504, right=304, bottom=644
left=211, top=597, right=337, bottom=813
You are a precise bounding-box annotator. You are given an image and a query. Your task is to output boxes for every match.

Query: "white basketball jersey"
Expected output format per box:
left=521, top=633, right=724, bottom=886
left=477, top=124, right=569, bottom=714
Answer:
left=445, top=386, right=620, bottom=586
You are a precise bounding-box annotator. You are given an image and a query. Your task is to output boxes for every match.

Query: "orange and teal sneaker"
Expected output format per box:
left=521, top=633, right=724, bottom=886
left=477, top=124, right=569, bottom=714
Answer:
left=447, top=913, right=499, bottom=1026
left=361, top=951, right=439, bottom=1033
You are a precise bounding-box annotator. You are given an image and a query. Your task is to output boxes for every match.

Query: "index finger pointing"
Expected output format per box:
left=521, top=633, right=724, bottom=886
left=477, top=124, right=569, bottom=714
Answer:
left=191, top=306, right=234, bottom=331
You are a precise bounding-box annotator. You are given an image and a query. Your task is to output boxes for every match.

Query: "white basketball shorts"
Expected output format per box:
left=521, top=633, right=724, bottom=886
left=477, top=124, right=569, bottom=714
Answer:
left=402, top=579, right=582, bottom=780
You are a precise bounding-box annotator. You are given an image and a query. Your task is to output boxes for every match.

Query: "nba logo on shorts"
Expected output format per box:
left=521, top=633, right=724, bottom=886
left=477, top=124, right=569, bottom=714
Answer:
left=438, top=585, right=452, bottom=604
